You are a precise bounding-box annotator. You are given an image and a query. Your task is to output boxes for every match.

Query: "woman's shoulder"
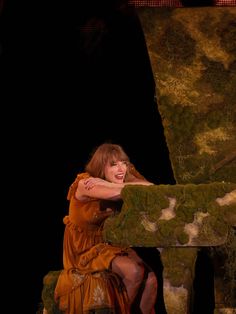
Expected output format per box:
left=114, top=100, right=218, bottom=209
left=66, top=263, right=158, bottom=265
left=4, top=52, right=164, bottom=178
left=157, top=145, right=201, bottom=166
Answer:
left=67, top=172, right=90, bottom=200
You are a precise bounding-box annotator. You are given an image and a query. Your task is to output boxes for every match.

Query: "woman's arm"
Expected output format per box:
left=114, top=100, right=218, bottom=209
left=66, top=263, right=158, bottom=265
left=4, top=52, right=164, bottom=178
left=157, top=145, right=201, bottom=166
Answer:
left=75, top=178, right=124, bottom=201
left=75, top=177, right=153, bottom=201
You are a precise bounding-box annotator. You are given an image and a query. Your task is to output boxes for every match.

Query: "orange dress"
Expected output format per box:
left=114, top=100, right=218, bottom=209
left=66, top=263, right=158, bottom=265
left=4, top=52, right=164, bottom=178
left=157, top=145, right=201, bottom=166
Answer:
left=54, top=173, right=130, bottom=314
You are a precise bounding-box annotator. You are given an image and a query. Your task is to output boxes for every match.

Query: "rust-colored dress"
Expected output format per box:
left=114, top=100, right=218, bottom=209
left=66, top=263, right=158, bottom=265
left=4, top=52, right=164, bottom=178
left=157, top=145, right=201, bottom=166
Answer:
left=54, top=173, right=130, bottom=314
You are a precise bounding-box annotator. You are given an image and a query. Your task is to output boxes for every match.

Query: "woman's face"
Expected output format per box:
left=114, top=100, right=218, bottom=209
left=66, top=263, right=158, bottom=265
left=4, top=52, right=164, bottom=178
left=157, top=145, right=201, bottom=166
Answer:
left=104, top=159, right=128, bottom=183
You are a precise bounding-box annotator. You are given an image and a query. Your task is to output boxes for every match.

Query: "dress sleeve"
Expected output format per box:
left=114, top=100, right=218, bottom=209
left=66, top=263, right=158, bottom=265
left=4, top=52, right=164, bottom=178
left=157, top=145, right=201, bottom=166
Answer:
left=67, top=172, right=90, bottom=200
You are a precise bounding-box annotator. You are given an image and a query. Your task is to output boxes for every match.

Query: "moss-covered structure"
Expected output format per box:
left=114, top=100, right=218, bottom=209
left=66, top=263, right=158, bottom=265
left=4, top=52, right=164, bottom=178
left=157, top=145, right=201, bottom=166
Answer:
left=40, top=271, right=63, bottom=314
left=103, top=183, right=236, bottom=247
left=103, top=183, right=236, bottom=313
left=131, top=6, right=236, bottom=313
left=137, top=7, right=236, bottom=185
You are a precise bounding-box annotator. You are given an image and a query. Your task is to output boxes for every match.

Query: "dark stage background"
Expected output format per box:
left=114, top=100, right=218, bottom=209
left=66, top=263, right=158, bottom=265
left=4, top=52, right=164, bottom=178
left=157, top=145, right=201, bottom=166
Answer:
left=1, top=1, right=225, bottom=312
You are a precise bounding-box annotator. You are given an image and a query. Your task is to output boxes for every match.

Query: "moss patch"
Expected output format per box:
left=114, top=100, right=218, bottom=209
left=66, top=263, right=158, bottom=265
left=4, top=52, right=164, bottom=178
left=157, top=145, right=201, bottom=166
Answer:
left=103, top=183, right=236, bottom=247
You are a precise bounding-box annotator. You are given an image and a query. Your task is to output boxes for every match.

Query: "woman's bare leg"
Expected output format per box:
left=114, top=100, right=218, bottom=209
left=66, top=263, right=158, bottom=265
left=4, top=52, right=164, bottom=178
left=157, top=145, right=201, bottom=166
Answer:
left=140, top=271, right=158, bottom=314
left=112, top=255, right=144, bottom=305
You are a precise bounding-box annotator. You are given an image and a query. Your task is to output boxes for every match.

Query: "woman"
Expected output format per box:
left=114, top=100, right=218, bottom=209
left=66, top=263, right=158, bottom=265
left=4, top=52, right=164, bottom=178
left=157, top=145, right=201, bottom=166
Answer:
left=54, top=143, right=158, bottom=314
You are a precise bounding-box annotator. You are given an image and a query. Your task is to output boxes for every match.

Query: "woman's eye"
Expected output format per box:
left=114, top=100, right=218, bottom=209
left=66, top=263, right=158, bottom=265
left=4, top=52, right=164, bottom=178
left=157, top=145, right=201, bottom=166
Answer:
left=110, top=161, right=127, bottom=167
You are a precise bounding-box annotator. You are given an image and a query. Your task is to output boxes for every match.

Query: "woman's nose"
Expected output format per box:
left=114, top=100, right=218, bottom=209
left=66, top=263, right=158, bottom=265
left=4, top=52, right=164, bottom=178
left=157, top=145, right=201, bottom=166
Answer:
left=117, top=162, right=125, bottom=170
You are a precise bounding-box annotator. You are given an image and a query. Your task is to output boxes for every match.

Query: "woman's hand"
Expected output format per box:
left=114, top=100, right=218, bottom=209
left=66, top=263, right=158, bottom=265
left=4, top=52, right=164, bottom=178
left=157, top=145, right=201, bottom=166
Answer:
left=76, top=177, right=124, bottom=201
left=84, top=177, right=109, bottom=190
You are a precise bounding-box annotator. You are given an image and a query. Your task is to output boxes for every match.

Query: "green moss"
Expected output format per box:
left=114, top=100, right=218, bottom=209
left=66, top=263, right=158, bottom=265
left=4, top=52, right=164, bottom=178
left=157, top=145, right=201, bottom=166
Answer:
left=161, top=248, right=198, bottom=287
left=175, top=227, right=189, bottom=245
left=138, top=7, right=175, bottom=33
left=198, top=13, right=217, bottom=37
left=41, top=271, right=62, bottom=314
left=157, top=21, right=196, bottom=66
left=141, top=7, right=236, bottom=185
left=159, top=102, right=198, bottom=146
left=104, top=182, right=236, bottom=247
left=198, top=57, right=230, bottom=93
left=217, top=15, right=236, bottom=55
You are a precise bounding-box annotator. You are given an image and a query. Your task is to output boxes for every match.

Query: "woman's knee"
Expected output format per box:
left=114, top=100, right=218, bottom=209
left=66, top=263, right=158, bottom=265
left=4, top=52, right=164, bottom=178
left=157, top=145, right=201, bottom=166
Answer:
left=112, top=256, right=144, bottom=284
left=146, top=272, right=158, bottom=293
left=128, top=261, right=144, bottom=284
